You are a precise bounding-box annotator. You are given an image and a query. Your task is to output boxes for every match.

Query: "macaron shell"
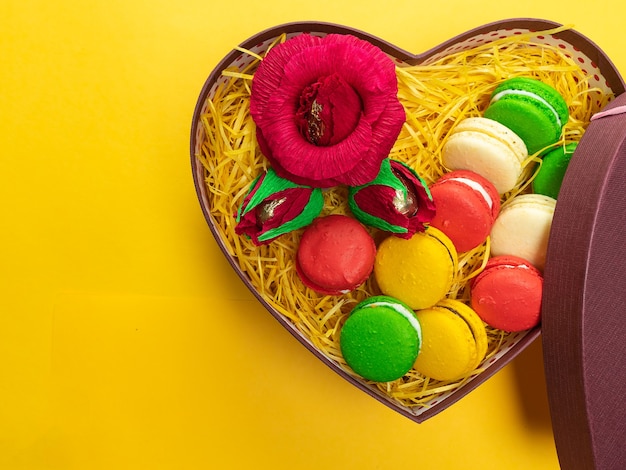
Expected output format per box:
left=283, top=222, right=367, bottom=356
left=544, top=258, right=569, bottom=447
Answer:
left=430, top=171, right=501, bottom=252
left=296, top=214, right=376, bottom=295
left=374, top=227, right=458, bottom=310
left=340, top=296, right=421, bottom=382
left=489, top=194, right=556, bottom=271
left=532, top=142, right=578, bottom=199
left=413, top=303, right=480, bottom=381
left=470, top=255, right=543, bottom=331
left=442, top=117, right=527, bottom=194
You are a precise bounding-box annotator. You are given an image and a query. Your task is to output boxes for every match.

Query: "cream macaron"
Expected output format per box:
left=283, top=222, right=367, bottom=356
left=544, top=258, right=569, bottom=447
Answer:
left=489, top=194, right=557, bottom=271
left=442, top=117, right=528, bottom=194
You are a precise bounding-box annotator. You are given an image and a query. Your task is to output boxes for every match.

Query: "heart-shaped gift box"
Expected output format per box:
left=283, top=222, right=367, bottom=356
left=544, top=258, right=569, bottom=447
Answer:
left=190, top=18, right=626, bottom=469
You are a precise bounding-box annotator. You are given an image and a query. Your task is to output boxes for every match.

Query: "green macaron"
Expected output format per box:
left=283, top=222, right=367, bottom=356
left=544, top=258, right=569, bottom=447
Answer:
left=340, top=295, right=421, bottom=382
left=484, top=77, right=569, bottom=155
left=532, top=142, right=578, bottom=199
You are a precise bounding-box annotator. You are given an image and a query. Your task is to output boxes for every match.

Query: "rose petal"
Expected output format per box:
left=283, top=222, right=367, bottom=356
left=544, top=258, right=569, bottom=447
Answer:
left=250, top=33, right=322, bottom=125
left=369, top=99, right=407, bottom=161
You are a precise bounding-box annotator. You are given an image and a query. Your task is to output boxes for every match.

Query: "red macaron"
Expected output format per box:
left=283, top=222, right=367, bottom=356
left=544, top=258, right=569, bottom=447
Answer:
left=429, top=170, right=501, bottom=252
left=296, top=214, right=376, bottom=295
left=470, top=255, right=543, bottom=332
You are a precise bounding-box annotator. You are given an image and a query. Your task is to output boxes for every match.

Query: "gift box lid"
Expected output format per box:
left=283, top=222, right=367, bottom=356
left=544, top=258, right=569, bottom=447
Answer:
left=543, top=91, right=626, bottom=469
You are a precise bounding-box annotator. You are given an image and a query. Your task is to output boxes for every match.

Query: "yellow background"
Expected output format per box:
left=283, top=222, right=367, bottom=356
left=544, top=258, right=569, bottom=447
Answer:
left=2, top=1, right=624, bottom=469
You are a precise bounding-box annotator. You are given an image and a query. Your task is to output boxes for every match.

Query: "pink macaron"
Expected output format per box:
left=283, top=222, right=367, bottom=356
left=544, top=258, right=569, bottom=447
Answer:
left=470, top=255, right=543, bottom=332
left=429, top=170, right=501, bottom=252
left=296, top=214, right=376, bottom=295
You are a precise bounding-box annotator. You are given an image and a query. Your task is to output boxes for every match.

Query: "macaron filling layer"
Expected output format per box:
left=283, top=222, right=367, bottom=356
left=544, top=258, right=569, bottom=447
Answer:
left=490, top=88, right=563, bottom=128
left=500, top=262, right=532, bottom=270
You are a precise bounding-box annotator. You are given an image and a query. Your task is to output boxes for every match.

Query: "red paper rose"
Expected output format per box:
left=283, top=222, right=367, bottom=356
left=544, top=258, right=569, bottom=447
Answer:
left=250, top=33, right=406, bottom=188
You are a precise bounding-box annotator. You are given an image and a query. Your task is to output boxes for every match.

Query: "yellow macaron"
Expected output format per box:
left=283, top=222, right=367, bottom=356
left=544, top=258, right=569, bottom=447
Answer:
left=413, top=299, right=488, bottom=381
left=374, top=227, right=458, bottom=310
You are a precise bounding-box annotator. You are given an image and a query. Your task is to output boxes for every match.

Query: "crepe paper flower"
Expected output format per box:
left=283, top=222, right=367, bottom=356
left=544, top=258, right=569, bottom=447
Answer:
left=235, top=167, right=324, bottom=245
left=348, top=159, right=436, bottom=238
left=250, top=33, right=406, bottom=188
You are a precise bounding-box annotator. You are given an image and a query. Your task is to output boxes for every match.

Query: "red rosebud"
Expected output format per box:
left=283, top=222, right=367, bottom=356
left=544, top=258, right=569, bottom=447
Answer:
left=348, top=159, right=436, bottom=238
left=235, top=168, right=324, bottom=245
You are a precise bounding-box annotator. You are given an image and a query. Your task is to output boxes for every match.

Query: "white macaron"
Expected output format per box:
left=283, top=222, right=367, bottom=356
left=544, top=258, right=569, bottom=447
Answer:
left=442, top=117, right=528, bottom=194
left=489, top=194, right=556, bottom=271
